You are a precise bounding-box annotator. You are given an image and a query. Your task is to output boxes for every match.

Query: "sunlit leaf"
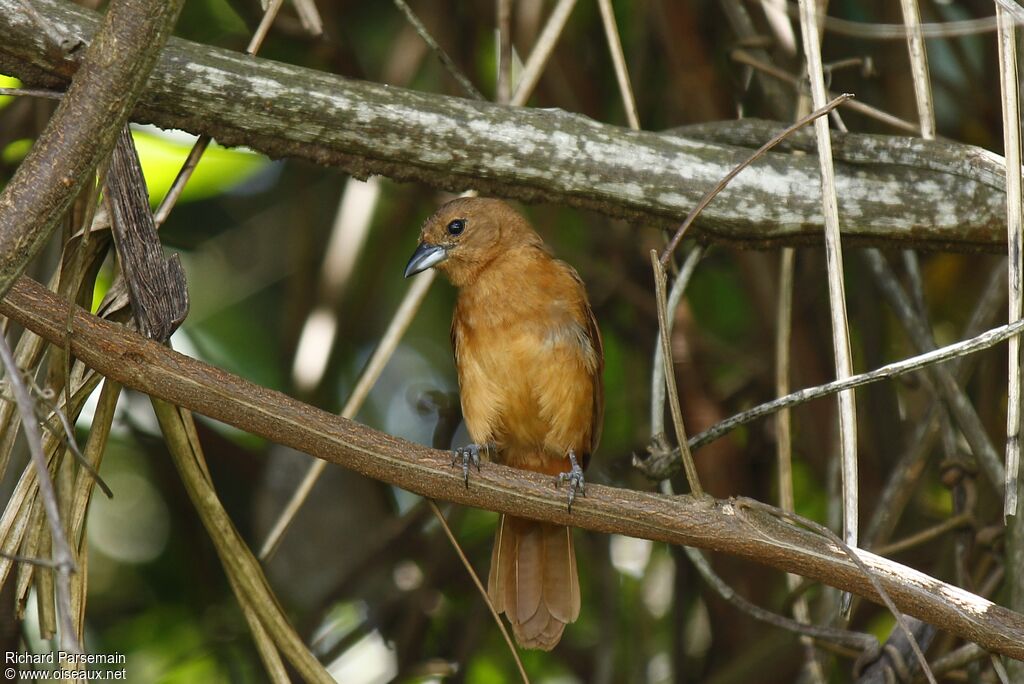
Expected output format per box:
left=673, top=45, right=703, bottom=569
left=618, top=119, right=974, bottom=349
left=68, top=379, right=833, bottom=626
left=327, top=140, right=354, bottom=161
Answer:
left=0, top=74, right=19, bottom=109
left=131, top=127, right=269, bottom=207
left=1, top=138, right=32, bottom=164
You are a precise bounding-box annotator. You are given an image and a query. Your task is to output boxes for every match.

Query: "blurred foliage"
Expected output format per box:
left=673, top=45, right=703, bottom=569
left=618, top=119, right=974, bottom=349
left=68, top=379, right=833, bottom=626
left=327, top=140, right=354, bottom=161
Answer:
left=131, top=128, right=269, bottom=208
left=0, top=0, right=1018, bottom=682
left=0, top=74, right=18, bottom=110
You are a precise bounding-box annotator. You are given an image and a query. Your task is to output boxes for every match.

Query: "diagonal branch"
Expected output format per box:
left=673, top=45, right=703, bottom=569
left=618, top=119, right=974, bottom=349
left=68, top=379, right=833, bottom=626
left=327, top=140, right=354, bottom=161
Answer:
left=0, top=0, right=183, bottom=298
left=638, top=312, right=1024, bottom=479
left=0, top=0, right=1015, bottom=250
left=2, top=274, right=1024, bottom=660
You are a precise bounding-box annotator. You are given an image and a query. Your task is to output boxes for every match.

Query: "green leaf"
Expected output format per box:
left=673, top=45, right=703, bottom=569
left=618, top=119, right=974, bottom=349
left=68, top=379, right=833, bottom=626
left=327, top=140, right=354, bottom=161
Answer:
left=1, top=138, right=32, bottom=165
left=131, top=127, right=269, bottom=207
left=0, top=74, right=19, bottom=109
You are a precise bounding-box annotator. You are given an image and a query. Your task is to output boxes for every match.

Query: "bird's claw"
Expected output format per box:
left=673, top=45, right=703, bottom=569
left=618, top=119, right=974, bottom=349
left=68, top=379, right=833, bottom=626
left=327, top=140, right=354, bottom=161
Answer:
left=451, top=443, right=485, bottom=487
left=555, top=451, right=586, bottom=512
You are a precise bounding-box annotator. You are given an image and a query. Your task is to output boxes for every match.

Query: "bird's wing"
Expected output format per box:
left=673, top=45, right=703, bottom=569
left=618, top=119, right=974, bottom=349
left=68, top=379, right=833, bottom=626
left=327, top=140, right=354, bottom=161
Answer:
left=582, top=289, right=604, bottom=454
left=569, top=267, right=604, bottom=454
left=531, top=262, right=604, bottom=462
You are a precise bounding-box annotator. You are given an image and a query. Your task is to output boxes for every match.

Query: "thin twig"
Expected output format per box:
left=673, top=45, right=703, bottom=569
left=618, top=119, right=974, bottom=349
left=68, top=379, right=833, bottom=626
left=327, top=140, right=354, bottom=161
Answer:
left=68, top=379, right=120, bottom=541
left=30, top=389, right=112, bottom=498
left=899, top=0, right=935, bottom=140
left=0, top=87, right=61, bottom=99
left=817, top=12, right=1019, bottom=40
left=496, top=0, right=512, bottom=105
left=650, top=246, right=704, bottom=438
left=596, top=0, right=640, bottom=129
left=291, top=0, right=323, bottom=36
left=997, top=10, right=1024, bottom=681
left=651, top=252, right=702, bottom=496
left=685, top=545, right=876, bottom=650
left=730, top=50, right=919, bottom=134
left=247, top=0, right=284, bottom=54
left=510, top=0, right=577, bottom=107
left=291, top=177, right=382, bottom=392
left=659, top=93, right=851, bottom=267
left=997, top=4, right=1023, bottom=520
left=774, top=247, right=825, bottom=682
left=992, top=653, right=1012, bottom=684
left=393, top=0, right=485, bottom=101
left=0, top=549, right=61, bottom=568
left=915, top=643, right=985, bottom=681
left=760, top=0, right=796, bottom=54
left=861, top=249, right=1005, bottom=492
left=426, top=500, right=528, bottom=683
left=738, top=498, right=937, bottom=684
left=872, top=513, right=974, bottom=558
left=687, top=316, right=1024, bottom=452
left=152, top=136, right=211, bottom=229
left=798, top=1, right=859, bottom=610
left=258, top=269, right=436, bottom=560
left=775, top=249, right=796, bottom=514
left=0, top=335, right=79, bottom=653
left=863, top=259, right=1007, bottom=548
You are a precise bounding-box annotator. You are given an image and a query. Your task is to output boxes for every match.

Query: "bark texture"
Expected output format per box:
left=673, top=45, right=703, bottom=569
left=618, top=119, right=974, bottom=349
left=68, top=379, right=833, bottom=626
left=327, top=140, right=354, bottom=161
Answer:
left=0, top=0, right=1012, bottom=251
left=0, top=0, right=184, bottom=297
left=1, top=275, right=1023, bottom=661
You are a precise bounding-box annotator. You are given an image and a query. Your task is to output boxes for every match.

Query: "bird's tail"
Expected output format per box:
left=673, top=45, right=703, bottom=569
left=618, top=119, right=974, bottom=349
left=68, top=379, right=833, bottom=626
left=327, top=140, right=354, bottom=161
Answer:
left=487, top=515, right=580, bottom=650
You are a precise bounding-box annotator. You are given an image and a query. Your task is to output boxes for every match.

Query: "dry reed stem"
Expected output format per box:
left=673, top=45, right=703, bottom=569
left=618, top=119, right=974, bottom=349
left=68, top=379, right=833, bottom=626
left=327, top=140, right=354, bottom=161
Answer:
left=996, top=5, right=1023, bottom=520
left=797, top=0, right=859, bottom=609
left=649, top=246, right=703, bottom=439
left=596, top=0, right=640, bottom=129
left=427, top=499, right=528, bottom=683
left=393, top=0, right=485, bottom=100
left=510, top=0, right=577, bottom=107
left=0, top=335, right=79, bottom=653
left=259, top=269, right=436, bottom=559
left=775, top=247, right=824, bottom=682
left=651, top=252, right=702, bottom=496
left=899, top=0, right=935, bottom=139
left=152, top=398, right=333, bottom=683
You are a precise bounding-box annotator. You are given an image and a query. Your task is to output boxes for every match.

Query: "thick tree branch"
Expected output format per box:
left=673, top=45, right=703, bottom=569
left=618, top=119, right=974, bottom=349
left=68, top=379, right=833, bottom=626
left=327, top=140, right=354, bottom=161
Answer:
left=0, top=0, right=183, bottom=298
left=0, top=0, right=1012, bottom=251
left=0, top=275, right=1022, bottom=659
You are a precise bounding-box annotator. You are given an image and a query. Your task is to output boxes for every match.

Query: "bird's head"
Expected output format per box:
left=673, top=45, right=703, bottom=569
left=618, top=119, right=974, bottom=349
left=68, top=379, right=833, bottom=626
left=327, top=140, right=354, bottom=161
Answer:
left=404, top=197, right=540, bottom=287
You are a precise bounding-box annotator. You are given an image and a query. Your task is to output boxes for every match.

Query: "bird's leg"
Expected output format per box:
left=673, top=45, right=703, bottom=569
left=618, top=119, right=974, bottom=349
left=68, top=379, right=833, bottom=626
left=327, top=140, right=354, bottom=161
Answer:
left=451, top=442, right=491, bottom=487
left=555, top=451, right=586, bottom=512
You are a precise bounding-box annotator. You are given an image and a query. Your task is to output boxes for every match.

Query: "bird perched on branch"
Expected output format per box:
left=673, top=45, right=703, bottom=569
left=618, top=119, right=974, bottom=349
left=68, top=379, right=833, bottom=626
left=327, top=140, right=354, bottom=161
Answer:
left=405, top=197, right=604, bottom=650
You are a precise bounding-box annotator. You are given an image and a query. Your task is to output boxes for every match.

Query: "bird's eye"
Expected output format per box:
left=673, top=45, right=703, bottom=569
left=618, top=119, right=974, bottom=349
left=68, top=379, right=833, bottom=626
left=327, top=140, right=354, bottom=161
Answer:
left=447, top=219, right=466, bottom=236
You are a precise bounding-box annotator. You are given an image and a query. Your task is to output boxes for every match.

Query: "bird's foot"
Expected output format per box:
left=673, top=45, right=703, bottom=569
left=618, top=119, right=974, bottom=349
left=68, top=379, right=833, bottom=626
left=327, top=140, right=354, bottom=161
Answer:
left=555, top=451, right=586, bottom=512
left=451, top=443, right=488, bottom=487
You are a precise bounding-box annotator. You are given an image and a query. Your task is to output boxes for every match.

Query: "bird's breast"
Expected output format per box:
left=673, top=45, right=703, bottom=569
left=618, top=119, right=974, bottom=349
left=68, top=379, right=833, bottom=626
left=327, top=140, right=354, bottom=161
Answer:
left=454, top=309, right=597, bottom=467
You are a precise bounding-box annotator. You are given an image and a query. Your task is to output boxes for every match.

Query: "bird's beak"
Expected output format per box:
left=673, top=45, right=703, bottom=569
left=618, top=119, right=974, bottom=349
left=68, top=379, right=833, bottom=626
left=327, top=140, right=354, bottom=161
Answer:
left=404, top=242, right=448, bottom=277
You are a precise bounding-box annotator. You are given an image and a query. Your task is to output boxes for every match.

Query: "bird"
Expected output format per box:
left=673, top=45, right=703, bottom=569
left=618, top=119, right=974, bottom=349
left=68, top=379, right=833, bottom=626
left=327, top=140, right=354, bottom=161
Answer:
left=404, top=197, right=604, bottom=651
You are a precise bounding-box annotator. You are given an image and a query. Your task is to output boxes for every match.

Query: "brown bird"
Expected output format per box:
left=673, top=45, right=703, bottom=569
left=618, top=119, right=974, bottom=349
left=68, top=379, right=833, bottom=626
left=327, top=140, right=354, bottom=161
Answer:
left=405, top=197, right=603, bottom=650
